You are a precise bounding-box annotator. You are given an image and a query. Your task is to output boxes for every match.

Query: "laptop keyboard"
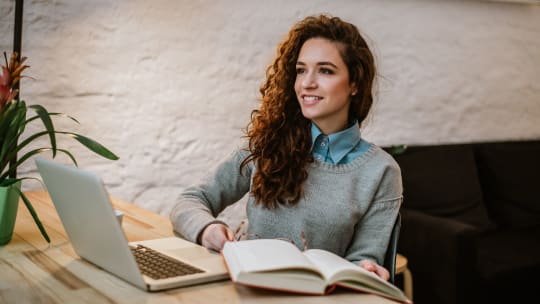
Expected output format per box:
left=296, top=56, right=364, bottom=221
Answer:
left=130, top=244, right=205, bottom=280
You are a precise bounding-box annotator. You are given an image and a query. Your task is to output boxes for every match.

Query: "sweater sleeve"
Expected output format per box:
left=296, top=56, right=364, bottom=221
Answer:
left=344, top=159, right=403, bottom=265
left=169, top=149, right=252, bottom=243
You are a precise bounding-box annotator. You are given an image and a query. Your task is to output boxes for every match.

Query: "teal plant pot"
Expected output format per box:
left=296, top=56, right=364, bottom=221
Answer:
left=0, top=181, right=21, bottom=245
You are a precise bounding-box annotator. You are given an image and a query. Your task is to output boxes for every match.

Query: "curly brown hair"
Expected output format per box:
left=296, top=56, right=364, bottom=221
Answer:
left=241, top=14, right=376, bottom=208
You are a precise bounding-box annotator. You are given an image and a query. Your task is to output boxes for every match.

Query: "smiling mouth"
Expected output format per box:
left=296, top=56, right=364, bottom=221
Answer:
left=301, top=95, right=323, bottom=105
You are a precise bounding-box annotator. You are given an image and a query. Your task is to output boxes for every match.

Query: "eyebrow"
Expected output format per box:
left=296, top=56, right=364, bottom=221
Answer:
left=296, top=61, right=338, bottom=69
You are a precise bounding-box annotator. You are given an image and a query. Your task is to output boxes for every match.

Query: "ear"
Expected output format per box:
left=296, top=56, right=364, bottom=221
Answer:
left=350, top=83, right=358, bottom=96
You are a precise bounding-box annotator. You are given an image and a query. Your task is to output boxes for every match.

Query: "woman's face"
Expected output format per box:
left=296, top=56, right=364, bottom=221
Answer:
left=294, top=37, right=356, bottom=134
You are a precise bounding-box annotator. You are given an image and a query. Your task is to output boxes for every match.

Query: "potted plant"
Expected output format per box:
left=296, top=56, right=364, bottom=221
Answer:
left=0, top=51, right=119, bottom=245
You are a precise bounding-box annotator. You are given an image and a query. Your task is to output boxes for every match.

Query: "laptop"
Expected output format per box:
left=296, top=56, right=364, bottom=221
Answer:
left=35, top=157, right=229, bottom=291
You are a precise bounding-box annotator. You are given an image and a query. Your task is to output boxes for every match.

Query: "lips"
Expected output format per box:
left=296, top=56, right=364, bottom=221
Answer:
left=301, top=94, right=323, bottom=105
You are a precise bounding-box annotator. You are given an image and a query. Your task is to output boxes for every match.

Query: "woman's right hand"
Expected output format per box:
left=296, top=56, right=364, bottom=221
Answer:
left=200, top=223, right=235, bottom=252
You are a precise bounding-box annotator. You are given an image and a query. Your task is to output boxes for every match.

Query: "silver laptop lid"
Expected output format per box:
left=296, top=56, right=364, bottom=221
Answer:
left=35, top=157, right=146, bottom=289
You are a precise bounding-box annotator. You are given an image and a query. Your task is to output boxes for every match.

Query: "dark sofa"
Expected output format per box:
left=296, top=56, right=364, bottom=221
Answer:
left=389, top=140, right=540, bottom=304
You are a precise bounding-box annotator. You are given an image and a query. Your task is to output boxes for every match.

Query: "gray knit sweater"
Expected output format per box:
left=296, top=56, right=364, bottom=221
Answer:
left=169, top=144, right=403, bottom=265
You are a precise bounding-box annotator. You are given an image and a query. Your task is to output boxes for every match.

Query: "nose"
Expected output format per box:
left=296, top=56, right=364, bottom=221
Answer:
left=301, top=71, right=317, bottom=89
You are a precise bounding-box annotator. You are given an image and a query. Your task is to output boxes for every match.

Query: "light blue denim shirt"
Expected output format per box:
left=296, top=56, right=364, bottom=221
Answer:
left=311, top=121, right=371, bottom=164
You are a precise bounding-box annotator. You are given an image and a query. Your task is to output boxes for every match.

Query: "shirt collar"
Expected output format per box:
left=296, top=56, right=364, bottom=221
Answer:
left=311, top=123, right=324, bottom=146
left=310, top=121, right=362, bottom=164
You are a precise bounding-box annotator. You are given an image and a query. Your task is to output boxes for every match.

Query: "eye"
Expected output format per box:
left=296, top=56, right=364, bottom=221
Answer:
left=296, top=67, right=305, bottom=74
left=319, top=67, right=334, bottom=75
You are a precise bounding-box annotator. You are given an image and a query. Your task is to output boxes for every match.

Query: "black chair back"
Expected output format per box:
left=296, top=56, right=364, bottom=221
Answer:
left=384, top=212, right=401, bottom=284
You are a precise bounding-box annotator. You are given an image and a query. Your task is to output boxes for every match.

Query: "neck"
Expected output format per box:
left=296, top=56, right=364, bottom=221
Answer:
left=313, top=120, right=350, bottom=135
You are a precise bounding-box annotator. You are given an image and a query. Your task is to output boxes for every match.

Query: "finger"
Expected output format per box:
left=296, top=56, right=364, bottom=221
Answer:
left=225, top=227, right=235, bottom=241
left=375, top=266, right=390, bottom=281
left=359, top=260, right=376, bottom=272
left=360, top=260, right=390, bottom=281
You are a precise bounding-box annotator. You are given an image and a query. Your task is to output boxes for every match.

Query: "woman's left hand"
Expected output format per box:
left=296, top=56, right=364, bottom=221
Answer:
left=358, top=260, right=390, bottom=281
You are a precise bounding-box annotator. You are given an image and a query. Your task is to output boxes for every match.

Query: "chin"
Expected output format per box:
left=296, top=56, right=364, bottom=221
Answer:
left=300, top=109, right=317, bottom=120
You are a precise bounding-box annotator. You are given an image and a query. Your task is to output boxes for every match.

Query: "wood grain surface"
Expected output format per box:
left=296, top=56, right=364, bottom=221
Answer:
left=0, top=191, right=396, bottom=304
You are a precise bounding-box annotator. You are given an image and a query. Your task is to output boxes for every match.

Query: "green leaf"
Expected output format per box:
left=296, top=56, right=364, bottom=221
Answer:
left=0, top=100, right=118, bottom=183
left=25, top=111, right=80, bottom=125
left=0, top=130, right=50, bottom=172
left=14, top=187, right=51, bottom=243
left=0, top=101, right=26, bottom=173
left=0, top=176, right=43, bottom=188
left=0, top=177, right=21, bottom=187
left=0, top=101, right=20, bottom=137
left=386, top=145, right=408, bottom=156
left=49, top=112, right=80, bottom=124
left=57, top=131, right=119, bottom=160
left=1, top=128, right=119, bottom=176
left=0, top=148, right=78, bottom=180
left=28, top=104, right=57, bottom=157
left=0, top=102, right=25, bottom=151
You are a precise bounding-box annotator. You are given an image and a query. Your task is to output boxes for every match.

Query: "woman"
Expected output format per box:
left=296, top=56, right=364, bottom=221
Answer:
left=170, top=14, right=402, bottom=281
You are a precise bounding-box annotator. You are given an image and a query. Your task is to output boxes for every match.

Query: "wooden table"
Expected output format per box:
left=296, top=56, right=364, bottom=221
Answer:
left=0, top=191, right=398, bottom=304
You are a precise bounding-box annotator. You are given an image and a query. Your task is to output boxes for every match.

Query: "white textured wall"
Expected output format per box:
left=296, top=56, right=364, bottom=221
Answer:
left=1, top=0, right=539, bottom=216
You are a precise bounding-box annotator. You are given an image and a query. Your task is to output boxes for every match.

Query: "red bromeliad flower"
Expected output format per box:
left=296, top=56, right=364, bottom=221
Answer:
left=0, top=52, right=29, bottom=111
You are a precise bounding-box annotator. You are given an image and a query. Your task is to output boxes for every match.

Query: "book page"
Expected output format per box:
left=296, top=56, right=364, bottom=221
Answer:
left=303, top=249, right=379, bottom=282
left=304, top=249, right=409, bottom=302
left=223, top=239, right=318, bottom=273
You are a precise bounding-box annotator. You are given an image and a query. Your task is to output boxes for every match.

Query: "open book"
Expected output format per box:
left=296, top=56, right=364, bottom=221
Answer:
left=222, top=239, right=411, bottom=304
